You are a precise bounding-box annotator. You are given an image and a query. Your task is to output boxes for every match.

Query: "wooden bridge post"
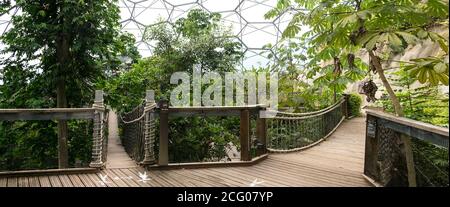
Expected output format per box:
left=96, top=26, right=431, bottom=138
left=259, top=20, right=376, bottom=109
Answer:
left=342, top=94, right=350, bottom=118
left=256, top=107, right=267, bottom=156
left=240, top=109, right=251, bottom=161
left=158, top=99, right=169, bottom=166
left=401, top=134, right=417, bottom=187
left=142, top=90, right=156, bottom=165
left=363, top=114, right=378, bottom=180
left=90, top=90, right=106, bottom=168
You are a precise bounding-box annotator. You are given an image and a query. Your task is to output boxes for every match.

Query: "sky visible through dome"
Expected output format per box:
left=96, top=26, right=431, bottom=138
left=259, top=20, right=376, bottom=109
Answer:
left=0, top=0, right=295, bottom=72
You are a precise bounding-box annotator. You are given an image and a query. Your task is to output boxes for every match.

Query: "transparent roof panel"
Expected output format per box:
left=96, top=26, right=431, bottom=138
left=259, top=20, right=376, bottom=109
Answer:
left=1, top=0, right=291, bottom=69
left=119, top=0, right=289, bottom=69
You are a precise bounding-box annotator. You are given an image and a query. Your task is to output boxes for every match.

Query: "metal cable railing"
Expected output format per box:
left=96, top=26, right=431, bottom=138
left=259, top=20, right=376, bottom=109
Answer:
left=411, top=139, right=449, bottom=187
left=266, top=98, right=346, bottom=152
left=364, top=109, right=449, bottom=187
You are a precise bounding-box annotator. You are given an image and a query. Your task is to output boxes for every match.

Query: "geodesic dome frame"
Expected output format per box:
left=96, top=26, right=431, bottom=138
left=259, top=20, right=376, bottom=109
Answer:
left=1, top=0, right=293, bottom=69
left=119, top=0, right=293, bottom=68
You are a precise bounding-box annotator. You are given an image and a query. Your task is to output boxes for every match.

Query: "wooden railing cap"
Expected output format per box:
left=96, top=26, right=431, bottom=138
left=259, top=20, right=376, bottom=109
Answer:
left=366, top=109, right=449, bottom=137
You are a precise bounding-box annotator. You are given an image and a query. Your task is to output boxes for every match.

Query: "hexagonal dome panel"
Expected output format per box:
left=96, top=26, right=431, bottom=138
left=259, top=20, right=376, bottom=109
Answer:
left=0, top=0, right=289, bottom=69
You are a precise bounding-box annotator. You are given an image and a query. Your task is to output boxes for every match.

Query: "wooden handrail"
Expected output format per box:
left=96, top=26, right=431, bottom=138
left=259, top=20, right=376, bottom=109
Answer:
left=0, top=108, right=95, bottom=113
left=365, top=109, right=449, bottom=137
left=168, top=104, right=266, bottom=111
left=0, top=90, right=108, bottom=170
left=0, top=108, right=96, bottom=121
left=364, top=110, right=449, bottom=187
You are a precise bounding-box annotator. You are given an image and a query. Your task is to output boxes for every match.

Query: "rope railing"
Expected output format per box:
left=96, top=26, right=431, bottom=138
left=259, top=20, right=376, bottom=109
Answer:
left=89, top=90, right=109, bottom=168
left=266, top=97, right=347, bottom=152
left=119, top=91, right=157, bottom=165
left=119, top=91, right=352, bottom=166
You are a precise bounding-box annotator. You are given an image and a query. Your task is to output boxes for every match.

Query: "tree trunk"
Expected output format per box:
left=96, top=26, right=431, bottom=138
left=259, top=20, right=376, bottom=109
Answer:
left=56, top=33, right=70, bottom=168
left=56, top=79, right=68, bottom=168
left=368, top=50, right=404, bottom=117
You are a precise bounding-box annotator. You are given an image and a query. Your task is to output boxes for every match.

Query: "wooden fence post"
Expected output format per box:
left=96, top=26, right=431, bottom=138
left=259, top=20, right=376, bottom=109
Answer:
left=90, top=90, right=106, bottom=168
left=57, top=121, right=69, bottom=169
left=342, top=94, right=350, bottom=118
left=240, top=109, right=251, bottom=161
left=363, top=114, right=378, bottom=180
left=158, top=99, right=169, bottom=166
left=142, top=90, right=156, bottom=165
left=256, top=107, right=267, bottom=156
left=401, top=134, right=417, bottom=187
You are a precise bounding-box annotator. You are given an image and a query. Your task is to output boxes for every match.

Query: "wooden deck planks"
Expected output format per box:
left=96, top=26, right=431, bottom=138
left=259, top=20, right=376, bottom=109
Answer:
left=122, top=168, right=158, bottom=187
left=76, top=174, right=97, bottom=187
left=86, top=173, right=105, bottom=187
left=48, top=175, right=63, bottom=187
left=7, top=177, right=17, bottom=187
left=58, top=175, right=74, bottom=187
left=0, top=117, right=371, bottom=187
left=0, top=177, right=7, bottom=187
left=67, top=174, right=85, bottom=187
left=18, top=177, right=29, bottom=187
left=28, top=176, right=40, bottom=187
left=38, top=176, right=52, bottom=187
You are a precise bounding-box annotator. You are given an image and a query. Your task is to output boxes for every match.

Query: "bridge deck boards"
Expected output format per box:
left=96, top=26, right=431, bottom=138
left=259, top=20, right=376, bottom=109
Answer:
left=0, top=117, right=371, bottom=187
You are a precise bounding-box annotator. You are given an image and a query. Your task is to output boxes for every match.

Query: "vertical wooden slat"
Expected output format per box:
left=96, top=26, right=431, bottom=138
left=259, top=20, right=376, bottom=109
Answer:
left=363, top=115, right=379, bottom=180
left=401, top=134, right=417, bottom=187
left=57, top=120, right=69, bottom=169
left=256, top=115, right=267, bottom=156
left=159, top=100, right=169, bottom=166
left=240, top=109, right=251, bottom=161
left=342, top=94, right=349, bottom=118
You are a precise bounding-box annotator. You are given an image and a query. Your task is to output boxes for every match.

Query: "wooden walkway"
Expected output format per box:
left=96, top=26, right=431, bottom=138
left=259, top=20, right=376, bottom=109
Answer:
left=105, top=111, right=136, bottom=169
left=0, top=117, right=371, bottom=187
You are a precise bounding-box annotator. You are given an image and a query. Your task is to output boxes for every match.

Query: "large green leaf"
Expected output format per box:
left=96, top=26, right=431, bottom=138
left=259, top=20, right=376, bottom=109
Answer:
left=395, top=31, right=419, bottom=44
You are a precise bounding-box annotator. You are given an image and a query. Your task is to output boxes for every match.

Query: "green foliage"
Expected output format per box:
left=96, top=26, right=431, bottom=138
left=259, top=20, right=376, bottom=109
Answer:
left=0, top=0, right=138, bottom=170
left=144, top=9, right=243, bottom=75
left=266, top=0, right=449, bottom=112
left=105, top=9, right=245, bottom=163
left=375, top=69, right=449, bottom=127
left=412, top=138, right=449, bottom=187
left=169, top=117, right=240, bottom=163
left=348, top=93, right=362, bottom=117
left=0, top=120, right=93, bottom=171
left=403, top=56, right=449, bottom=86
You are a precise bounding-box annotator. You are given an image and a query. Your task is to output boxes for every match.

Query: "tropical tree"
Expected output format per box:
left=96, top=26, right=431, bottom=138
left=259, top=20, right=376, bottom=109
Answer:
left=266, top=0, right=449, bottom=116
left=0, top=0, right=139, bottom=168
left=102, top=9, right=245, bottom=163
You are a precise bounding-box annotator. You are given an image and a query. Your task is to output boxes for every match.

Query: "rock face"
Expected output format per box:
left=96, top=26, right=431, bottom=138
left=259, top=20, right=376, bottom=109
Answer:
left=346, top=26, right=449, bottom=107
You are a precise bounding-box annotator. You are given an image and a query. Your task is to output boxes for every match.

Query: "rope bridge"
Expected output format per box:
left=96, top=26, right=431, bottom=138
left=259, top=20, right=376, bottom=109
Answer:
left=118, top=90, right=351, bottom=166
left=119, top=97, right=157, bottom=165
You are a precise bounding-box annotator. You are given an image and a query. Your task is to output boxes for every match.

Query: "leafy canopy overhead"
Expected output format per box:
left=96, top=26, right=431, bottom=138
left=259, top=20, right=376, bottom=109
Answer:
left=266, top=0, right=449, bottom=86
left=0, top=0, right=140, bottom=107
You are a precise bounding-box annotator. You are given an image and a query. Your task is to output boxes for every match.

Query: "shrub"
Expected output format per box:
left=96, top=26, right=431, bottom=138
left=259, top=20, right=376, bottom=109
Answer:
left=347, top=93, right=362, bottom=117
